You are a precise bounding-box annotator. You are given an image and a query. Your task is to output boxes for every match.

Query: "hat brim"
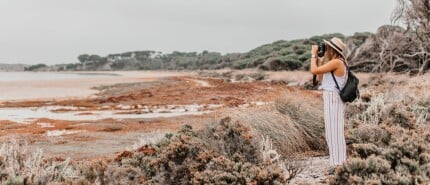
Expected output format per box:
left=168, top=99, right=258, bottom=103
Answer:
left=323, top=39, right=345, bottom=59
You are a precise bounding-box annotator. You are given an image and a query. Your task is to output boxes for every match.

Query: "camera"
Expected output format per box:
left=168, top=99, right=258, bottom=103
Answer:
left=317, top=42, right=326, bottom=57
left=312, top=42, right=326, bottom=86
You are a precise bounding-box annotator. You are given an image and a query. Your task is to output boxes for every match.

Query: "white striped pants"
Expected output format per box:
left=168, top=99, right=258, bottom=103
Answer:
left=323, top=90, right=347, bottom=166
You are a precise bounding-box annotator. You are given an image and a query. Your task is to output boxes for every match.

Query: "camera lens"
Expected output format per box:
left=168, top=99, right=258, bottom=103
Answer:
left=317, top=42, right=325, bottom=57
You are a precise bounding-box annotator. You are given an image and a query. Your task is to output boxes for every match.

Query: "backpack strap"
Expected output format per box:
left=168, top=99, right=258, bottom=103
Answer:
left=339, top=58, right=349, bottom=71
left=331, top=72, right=341, bottom=91
left=331, top=57, right=348, bottom=91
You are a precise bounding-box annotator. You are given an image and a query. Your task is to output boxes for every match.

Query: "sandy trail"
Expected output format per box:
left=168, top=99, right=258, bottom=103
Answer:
left=290, top=156, right=330, bottom=185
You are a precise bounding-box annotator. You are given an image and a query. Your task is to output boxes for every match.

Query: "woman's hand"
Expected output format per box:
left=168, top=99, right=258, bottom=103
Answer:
left=311, top=45, right=318, bottom=55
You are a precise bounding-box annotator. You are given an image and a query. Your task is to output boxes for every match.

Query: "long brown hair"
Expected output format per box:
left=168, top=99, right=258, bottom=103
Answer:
left=325, top=44, right=343, bottom=61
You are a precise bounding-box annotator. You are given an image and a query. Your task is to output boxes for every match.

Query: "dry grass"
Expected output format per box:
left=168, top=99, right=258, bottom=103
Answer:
left=228, top=91, right=326, bottom=156
left=0, top=140, right=77, bottom=184
left=260, top=135, right=304, bottom=181
left=127, top=130, right=172, bottom=151
left=348, top=88, right=427, bottom=129
left=198, top=69, right=267, bottom=82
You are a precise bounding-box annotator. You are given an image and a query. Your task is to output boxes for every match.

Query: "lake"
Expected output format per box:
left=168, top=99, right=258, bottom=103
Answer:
left=0, top=71, right=192, bottom=101
left=0, top=72, right=118, bottom=82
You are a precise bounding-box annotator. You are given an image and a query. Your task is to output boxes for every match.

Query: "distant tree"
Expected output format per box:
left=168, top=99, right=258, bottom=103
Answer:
left=346, top=0, right=429, bottom=74
left=78, top=54, right=90, bottom=63
left=391, top=0, right=430, bottom=74
left=66, top=63, right=79, bottom=70
left=89, top=55, right=101, bottom=62
left=24, top=64, right=47, bottom=71
left=135, top=50, right=155, bottom=60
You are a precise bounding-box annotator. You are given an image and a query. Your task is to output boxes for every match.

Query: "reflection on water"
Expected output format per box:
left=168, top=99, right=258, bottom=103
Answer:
left=0, top=104, right=219, bottom=124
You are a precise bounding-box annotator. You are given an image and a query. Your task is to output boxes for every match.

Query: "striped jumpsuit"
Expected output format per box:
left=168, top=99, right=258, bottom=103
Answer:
left=319, top=66, right=347, bottom=167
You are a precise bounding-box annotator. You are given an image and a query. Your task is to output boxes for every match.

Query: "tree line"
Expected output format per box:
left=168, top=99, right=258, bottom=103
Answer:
left=25, top=0, right=429, bottom=74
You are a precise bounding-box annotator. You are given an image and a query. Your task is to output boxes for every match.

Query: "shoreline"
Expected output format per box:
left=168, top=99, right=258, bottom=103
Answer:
left=0, top=71, right=193, bottom=101
left=0, top=71, right=296, bottom=160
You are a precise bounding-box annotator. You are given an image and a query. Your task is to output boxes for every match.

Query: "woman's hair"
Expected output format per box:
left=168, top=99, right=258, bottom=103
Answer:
left=326, top=44, right=343, bottom=60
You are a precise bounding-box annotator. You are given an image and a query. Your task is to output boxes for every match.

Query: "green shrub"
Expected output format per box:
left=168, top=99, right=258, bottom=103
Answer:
left=298, top=52, right=311, bottom=62
left=24, top=64, right=47, bottom=71
left=232, top=59, right=252, bottom=69
left=277, top=55, right=302, bottom=70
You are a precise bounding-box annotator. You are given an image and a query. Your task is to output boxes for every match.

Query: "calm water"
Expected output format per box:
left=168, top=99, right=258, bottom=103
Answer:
left=0, top=105, right=215, bottom=124
left=0, top=72, right=118, bottom=82
left=0, top=72, right=123, bottom=100
left=0, top=72, right=216, bottom=122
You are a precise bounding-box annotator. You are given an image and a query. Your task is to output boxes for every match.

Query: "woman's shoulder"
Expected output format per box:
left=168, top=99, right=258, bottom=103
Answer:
left=328, top=58, right=344, bottom=67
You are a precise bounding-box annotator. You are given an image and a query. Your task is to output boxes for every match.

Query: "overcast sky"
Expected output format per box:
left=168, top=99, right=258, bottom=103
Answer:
left=0, top=0, right=397, bottom=64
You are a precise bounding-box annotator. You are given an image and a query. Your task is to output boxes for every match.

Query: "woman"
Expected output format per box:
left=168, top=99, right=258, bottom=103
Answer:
left=310, top=37, right=347, bottom=175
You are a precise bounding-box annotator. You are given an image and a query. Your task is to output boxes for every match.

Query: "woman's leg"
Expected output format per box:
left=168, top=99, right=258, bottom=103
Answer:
left=323, top=91, right=347, bottom=167
left=333, top=91, right=347, bottom=165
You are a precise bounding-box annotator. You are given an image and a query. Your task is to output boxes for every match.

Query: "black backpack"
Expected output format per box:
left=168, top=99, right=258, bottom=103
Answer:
left=331, top=59, right=360, bottom=102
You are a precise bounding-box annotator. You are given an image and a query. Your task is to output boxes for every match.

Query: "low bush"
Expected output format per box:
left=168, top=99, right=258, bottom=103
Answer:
left=330, top=87, right=430, bottom=184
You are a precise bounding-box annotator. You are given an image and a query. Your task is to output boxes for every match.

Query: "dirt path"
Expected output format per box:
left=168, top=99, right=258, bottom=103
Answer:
left=290, top=156, right=330, bottom=185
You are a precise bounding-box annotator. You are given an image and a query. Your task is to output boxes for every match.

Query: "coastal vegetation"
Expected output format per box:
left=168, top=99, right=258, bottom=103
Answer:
left=0, top=107, right=319, bottom=184
left=1, top=0, right=428, bottom=184
left=25, top=23, right=429, bottom=74
left=1, top=71, right=428, bottom=184
left=0, top=64, right=27, bottom=71
left=23, top=33, right=358, bottom=72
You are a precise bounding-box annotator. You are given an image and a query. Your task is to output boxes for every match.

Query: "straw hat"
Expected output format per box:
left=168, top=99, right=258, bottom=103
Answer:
left=323, top=37, right=346, bottom=59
